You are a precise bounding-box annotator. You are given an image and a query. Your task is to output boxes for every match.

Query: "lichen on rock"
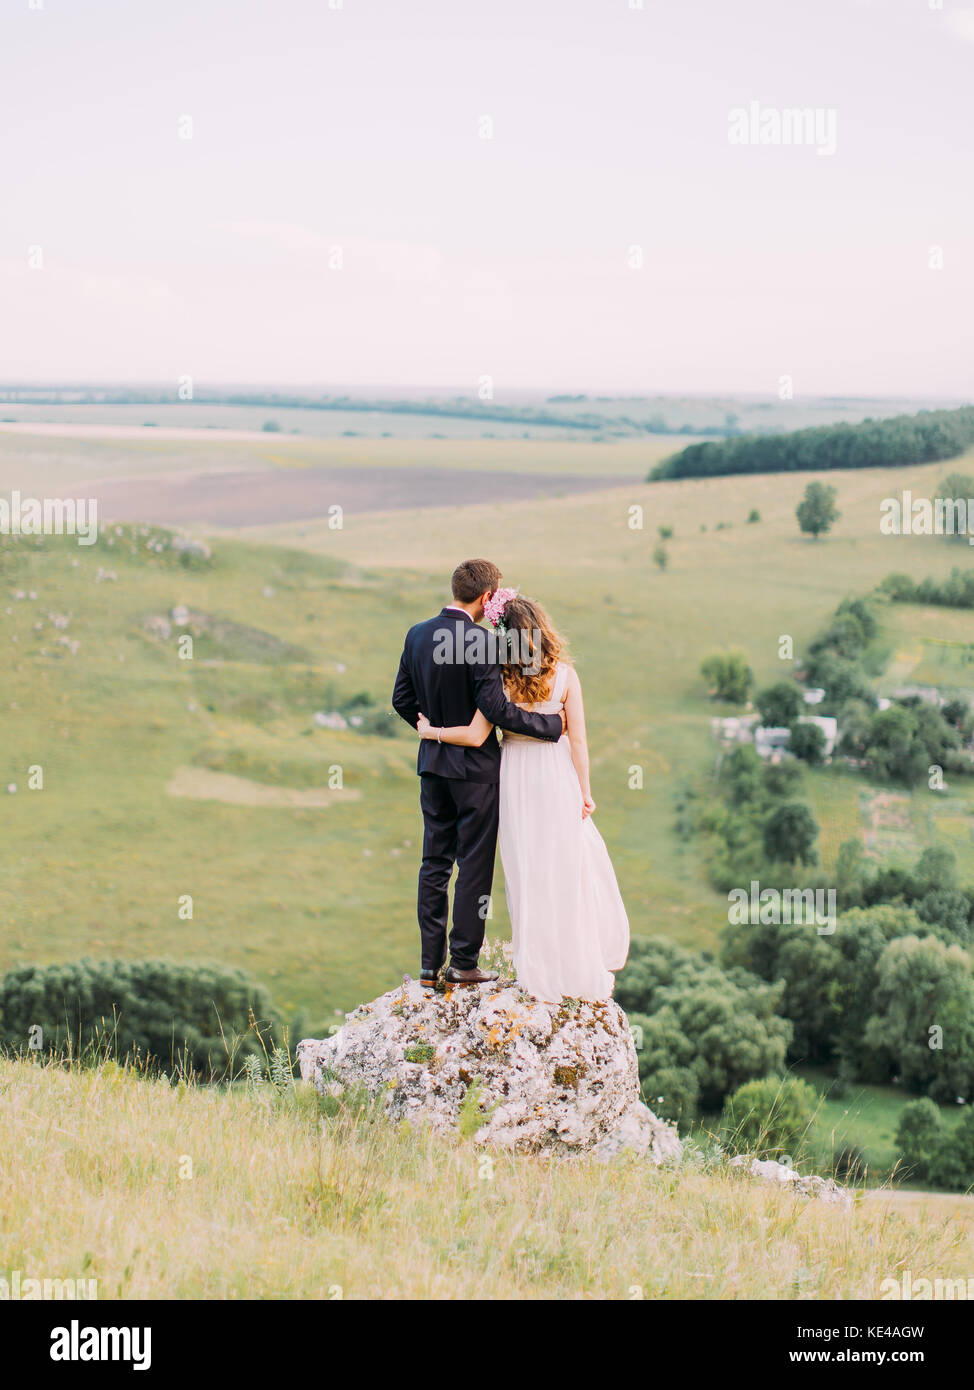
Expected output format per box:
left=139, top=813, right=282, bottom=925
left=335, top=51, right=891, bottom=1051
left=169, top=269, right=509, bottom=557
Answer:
left=298, top=977, right=680, bottom=1163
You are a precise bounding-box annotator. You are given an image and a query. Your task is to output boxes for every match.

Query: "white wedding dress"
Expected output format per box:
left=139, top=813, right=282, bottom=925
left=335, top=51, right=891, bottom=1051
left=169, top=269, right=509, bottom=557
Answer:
left=498, top=662, right=630, bottom=1002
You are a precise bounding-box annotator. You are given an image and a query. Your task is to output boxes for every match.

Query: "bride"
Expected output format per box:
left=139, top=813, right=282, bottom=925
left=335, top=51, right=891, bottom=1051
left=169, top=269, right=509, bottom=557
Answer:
left=416, top=592, right=629, bottom=1003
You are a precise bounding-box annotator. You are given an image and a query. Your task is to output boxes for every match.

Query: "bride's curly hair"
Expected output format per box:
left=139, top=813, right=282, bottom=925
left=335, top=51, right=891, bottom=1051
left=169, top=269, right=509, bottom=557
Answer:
left=500, top=596, right=570, bottom=704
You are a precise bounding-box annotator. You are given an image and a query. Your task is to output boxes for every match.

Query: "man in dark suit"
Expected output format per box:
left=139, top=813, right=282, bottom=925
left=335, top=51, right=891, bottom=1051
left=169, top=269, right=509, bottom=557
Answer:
left=392, top=558, right=565, bottom=988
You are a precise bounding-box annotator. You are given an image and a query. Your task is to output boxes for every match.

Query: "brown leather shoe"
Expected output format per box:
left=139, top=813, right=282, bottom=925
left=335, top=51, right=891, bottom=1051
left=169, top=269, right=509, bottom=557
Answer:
left=444, top=965, right=498, bottom=987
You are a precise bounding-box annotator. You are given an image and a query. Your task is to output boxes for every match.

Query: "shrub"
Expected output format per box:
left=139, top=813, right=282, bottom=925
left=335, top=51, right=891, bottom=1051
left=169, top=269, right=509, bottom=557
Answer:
left=937, top=473, right=974, bottom=534
left=721, top=1075, right=818, bottom=1159
left=863, top=702, right=959, bottom=785
left=895, top=1099, right=974, bottom=1191
left=756, top=680, right=803, bottom=728
left=642, top=1064, right=700, bottom=1127
left=769, top=931, right=844, bottom=1066
left=863, top=935, right=974, bottom=1102
left=617, top=938, right=791, bottom=1111
left=881, top=572, right=918, bottom=602
left=808, top=605, right=873, bottom=661
left=762, top=801, right=819, bottom=865
left=719, top=744, right=766, bottom=803
left=831, top=1143, right=867, bottom=1183
left=796, top=481, right=840, bottom=539
left=0, top=958, right=280, bottom=1079
left=628, top=1009, right=699, bottom=1125
left=723, top=900, right=969, bottom=1086
left=929, top=1107, right=974, bottom=1190
left=838, top=698, right=874, bottom=758
left=894, top=1098, right=943, bottom=1184
left=789, top=720, right=827, bottom=765
left=886, top=566, right=974, bottom=609
left=802, top=651, right=875, bottom=712
left=762, top=760, right=804, bottom=798
left=700, top=650, right=753, bottom=704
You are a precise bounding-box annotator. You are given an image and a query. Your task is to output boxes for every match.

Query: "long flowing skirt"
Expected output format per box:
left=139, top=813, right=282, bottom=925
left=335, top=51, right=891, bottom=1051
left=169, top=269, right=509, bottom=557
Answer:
left=498, top=735, right=630, bottom=1003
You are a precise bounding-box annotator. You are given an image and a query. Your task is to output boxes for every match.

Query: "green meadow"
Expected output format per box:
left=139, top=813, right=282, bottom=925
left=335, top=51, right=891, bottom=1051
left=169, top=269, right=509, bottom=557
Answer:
left=5, top=435, right=974, bottom=1046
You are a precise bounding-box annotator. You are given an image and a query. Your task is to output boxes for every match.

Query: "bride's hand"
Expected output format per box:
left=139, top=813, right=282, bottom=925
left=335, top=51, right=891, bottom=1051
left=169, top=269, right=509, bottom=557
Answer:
left=582, top=795, right=596, bottom=819
left=416, top=712, right=434, bottom=739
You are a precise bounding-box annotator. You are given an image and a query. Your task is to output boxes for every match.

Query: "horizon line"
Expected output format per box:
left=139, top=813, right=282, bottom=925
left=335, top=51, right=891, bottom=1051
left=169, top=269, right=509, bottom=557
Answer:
left=0, top=380, right=968, bottom=406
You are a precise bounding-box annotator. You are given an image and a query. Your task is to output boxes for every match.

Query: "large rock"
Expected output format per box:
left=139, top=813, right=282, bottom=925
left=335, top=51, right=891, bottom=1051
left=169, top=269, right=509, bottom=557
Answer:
left=298, top=977, right=680, bottom=1163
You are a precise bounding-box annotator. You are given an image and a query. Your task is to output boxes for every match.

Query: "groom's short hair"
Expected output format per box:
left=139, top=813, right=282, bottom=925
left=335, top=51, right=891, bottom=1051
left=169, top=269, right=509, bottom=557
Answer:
left=451, top=558, right=502, bottom=601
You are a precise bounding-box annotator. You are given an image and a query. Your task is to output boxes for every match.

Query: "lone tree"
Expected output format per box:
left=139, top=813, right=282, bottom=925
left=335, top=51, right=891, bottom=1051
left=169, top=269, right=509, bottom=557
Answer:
left=936, top=473, right=974, bottom=541
left=796, top=481, right=840, bottom=539
left=788, top=719, right=827, bottom=765
left=701, top=650, right=753, bottom=704
left=894, top=1098, right=943, bottom=1183
left=756, top=680, right=803, bottom=728
left=762, top=801, right=819, bottom=865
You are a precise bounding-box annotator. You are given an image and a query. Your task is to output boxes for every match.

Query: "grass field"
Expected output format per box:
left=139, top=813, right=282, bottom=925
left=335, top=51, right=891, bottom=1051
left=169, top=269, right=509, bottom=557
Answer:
left=794, top=1068, right=966, bottom=1181
left=0, top=427, right=685, bottom=496
left=4, top=435, right=974, bottom=1174
left=6, top=448, right=974, bottom=1018
left=1, top=1055, right=970, bottom=1300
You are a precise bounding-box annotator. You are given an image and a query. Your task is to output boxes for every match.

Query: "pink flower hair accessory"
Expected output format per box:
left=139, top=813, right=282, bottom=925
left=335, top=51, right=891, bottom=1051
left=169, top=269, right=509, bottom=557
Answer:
left=483, top=586, right=518, bottom=630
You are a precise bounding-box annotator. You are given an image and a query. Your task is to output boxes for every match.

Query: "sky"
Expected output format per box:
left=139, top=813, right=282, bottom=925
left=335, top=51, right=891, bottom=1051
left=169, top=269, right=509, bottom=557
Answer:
left=1, top=0, right=972, bottom=397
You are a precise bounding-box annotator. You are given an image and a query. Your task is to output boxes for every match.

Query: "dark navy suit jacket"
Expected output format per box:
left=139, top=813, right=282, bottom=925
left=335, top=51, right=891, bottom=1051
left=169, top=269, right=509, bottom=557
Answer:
left=392, top=606, right=563, bottom=782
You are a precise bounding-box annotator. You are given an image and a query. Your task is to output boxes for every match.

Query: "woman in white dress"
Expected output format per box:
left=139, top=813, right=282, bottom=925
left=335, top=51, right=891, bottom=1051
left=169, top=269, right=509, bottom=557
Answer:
left=416, top=594, right=629, bottom=1002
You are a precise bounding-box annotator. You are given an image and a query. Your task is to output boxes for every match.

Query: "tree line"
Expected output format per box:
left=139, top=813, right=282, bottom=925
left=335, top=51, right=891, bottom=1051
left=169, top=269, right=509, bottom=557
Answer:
left=650, top=404, right=974, bottom=480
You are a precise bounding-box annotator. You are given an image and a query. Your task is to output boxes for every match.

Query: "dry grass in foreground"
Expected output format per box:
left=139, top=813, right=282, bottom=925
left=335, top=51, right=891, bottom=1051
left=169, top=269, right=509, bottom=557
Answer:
left=0, top=1058, right=970, bottom=1300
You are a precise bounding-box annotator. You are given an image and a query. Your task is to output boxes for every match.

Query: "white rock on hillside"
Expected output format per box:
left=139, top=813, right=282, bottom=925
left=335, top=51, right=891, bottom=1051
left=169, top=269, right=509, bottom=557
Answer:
left=731, top=1156, right=853, bottom=1208
left=298, top=977, right=680, bottom=1163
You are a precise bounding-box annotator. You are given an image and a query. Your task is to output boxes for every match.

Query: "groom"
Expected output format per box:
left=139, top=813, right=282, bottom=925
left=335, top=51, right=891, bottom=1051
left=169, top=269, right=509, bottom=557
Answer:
left=392, top=559, right=565, bottom=988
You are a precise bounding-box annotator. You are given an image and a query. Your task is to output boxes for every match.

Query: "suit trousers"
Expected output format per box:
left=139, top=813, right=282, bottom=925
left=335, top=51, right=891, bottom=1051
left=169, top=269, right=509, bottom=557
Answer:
left=417, top=774, right=499, bottom=972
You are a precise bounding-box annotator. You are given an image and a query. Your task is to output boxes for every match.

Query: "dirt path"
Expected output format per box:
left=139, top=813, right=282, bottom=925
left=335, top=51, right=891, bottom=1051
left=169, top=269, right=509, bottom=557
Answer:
left=166, top=766, right=362, bottom=808
left=863, top=1187, right=974, bottom=1223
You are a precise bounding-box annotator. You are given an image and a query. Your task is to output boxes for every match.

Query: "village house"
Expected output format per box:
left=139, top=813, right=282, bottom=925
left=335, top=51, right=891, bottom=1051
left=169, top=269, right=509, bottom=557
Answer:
left=711, top=713, right=838, bottom=760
